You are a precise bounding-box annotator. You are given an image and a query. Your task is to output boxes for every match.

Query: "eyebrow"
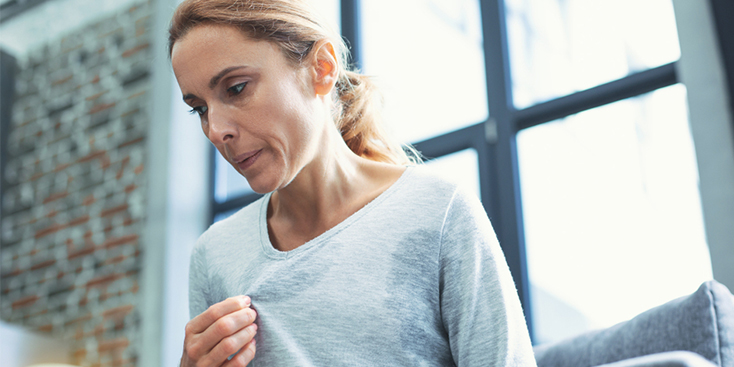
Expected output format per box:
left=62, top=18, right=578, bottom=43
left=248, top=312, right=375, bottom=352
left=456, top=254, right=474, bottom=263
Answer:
left=182, top=65, right=248, bottom=102
left=210, top=66, right=247, bottom=88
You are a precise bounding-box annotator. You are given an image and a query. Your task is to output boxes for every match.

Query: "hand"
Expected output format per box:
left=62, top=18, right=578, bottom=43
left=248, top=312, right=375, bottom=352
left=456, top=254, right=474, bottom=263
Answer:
left=181, top=296, right=258, bottom=367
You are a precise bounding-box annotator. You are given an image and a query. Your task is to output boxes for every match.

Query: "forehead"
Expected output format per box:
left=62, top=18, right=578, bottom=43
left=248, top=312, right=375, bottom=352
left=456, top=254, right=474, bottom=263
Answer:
left=171, top=24, right=285, bottom=84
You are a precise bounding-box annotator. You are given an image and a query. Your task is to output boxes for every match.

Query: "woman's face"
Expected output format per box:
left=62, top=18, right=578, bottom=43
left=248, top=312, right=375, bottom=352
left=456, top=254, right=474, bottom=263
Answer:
left=171, top=24, right=328, bottom=194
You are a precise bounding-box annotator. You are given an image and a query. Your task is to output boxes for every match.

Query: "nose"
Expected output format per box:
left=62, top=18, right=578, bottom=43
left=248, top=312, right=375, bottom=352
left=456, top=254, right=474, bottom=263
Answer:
left=206, top=105, right=238, bottom=144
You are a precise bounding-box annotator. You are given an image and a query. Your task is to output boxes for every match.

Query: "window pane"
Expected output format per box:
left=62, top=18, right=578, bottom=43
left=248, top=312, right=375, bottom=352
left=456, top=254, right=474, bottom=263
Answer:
left=310, top=0, right=340, bottom=33
left=361, top=0, right=488, bottom=144
left=517, top=84, right=712, bottom=344
left=506, top=0, right=681, bottom=109
left=425, top=149, right=481, bottom=201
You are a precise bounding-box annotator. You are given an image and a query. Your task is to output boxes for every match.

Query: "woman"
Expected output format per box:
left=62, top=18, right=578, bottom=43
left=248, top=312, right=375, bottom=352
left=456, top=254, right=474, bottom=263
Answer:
left=169, top=0, right=536, bottom=366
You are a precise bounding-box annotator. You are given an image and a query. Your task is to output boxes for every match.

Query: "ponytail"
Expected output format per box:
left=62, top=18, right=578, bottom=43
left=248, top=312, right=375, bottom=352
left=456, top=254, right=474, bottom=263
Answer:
left=334, top=70, right=421, bottom=165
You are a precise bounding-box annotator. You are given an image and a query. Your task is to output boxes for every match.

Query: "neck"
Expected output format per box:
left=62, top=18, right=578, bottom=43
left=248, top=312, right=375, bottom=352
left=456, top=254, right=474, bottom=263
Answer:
left=266, top=126, right=406, bottom=251
left=270, top=129, right=364, bottom=228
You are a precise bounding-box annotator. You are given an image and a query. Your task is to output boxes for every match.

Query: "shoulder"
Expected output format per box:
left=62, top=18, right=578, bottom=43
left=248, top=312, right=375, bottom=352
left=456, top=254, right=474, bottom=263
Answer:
left=398, top=165, right=484, bottom=216
left=395, top=165, right=462, bottom=203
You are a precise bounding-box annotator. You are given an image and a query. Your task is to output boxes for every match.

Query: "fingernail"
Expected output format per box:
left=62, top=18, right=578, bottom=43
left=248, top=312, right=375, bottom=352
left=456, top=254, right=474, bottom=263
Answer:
left=240, top=295, right=251, bottom=306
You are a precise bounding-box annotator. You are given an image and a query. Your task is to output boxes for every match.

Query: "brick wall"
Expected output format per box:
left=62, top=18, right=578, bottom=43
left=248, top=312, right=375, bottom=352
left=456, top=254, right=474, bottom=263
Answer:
left=1, top=2, right=152, bottom=366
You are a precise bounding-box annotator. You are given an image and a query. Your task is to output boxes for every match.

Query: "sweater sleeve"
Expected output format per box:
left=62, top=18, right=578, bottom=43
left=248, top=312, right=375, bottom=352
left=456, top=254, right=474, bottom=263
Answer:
left=188, top=238, right=211, bottom=320
left=438, top=186, right=537, bottom=367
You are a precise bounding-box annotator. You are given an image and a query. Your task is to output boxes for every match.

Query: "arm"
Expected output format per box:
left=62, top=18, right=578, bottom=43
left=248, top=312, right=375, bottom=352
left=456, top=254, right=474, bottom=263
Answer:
left=439, top=187, right=536, bottom=367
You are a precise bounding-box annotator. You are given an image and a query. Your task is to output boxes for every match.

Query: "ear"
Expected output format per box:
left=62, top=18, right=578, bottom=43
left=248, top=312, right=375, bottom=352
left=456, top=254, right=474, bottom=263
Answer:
left=310, top=40, right=339, bottom=96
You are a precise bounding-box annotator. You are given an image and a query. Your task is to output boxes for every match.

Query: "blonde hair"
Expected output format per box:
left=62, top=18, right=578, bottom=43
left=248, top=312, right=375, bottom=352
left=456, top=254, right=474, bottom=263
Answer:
left=168, top=0, right=420, bottom=165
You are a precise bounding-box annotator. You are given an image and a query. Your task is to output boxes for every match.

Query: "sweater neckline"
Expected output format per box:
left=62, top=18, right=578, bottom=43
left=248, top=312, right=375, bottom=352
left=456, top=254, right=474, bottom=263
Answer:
left=257, top=166, right=415, bottom=260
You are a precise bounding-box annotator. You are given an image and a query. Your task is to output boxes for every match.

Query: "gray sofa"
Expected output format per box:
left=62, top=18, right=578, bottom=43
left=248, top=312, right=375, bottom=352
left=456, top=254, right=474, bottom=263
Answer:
left=533, top=280, right=734, bottom=367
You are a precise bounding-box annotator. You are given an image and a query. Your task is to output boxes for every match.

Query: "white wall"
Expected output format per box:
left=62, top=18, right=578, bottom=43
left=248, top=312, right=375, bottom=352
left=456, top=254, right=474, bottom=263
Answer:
left=138, top=0, right=211, bottom=366
left=673, top=0, right=734, bottom=290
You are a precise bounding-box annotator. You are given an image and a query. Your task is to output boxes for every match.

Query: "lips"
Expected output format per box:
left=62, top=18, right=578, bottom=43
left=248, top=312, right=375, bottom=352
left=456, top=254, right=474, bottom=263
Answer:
left=233, top=149, right=262, bottom=171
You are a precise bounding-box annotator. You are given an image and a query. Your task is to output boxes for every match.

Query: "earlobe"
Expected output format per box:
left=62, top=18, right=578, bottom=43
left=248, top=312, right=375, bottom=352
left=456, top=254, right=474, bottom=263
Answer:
left=312, top=40, right=339, bottom=96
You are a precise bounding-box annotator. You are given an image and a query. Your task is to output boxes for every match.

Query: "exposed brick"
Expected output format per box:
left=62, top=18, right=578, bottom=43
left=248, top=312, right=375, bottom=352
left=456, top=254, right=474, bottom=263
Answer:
left=68, top=215, right=90, bottom=227
left=55, top=163, right=71, bottom=172
left=121, top=43, right=149, bottom=58
left=78, top=150, right=106, bottom=163
left=73, top=348, right=87, bottom=360
left=83, top=194, right=96, bottom=206
left=30, top=171, right=45, bottom=181
left=119, top=108, right=139, bottom=118
left=101, top=154, right=111, bottom=169
left=87, top=273, right=124, bottom=288
left=118, top=136, right=143, bottom=149
left=43, top=191, right=69, bottom=204
left=35, top=223, right=65, bottom=239
left=31, top=259, right=57, bottom=271
left=52, top=74, right=73, bottom=86
left=100, top=204, right=128, bottom=217
left=93, top=323, right=105, bottom=336
left=127, top=91, right=145, bottom=100
left=12, top=295, right=39, bottom=309
left=89, top=103, right=116, bottom=115
left=98, top=337, right=129, bottom=353
left=66, top=313, right=93, bottom=326
left=38, top=324, right=54, bottom=332
left=86, top=91, right=108, bottom=101
left=103, top=305, right=134, bottom=320
left=103, top=254, right=127, bottom=266
left=2, top=3, right=151, bottom=366
left=68, top=246, right=96, bottom=260
left=103, top=234, right=138, bottom=249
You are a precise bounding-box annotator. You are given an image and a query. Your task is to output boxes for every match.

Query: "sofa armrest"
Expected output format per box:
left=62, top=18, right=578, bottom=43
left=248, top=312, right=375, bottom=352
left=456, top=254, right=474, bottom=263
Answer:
left=534, top=280, right=734, bottom=367
left=596, top=351, right=719, bottom=367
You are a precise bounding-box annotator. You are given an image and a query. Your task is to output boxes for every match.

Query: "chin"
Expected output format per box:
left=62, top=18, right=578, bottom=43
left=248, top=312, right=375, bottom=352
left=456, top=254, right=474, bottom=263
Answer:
left=247, top=180, right=278, bottom=195
left=245, top=173, right=285, bottom=195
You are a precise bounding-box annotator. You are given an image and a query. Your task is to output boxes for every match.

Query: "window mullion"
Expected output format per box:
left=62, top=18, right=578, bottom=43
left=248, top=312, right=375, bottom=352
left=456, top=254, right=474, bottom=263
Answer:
left=479, top=0, right=533, bottom=340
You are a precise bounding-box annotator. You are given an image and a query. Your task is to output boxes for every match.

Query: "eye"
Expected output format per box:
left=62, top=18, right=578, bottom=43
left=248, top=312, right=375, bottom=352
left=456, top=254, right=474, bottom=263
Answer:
left=188, top=106, right=208, bottom=116
left=227, top=82, right=247, bottom=96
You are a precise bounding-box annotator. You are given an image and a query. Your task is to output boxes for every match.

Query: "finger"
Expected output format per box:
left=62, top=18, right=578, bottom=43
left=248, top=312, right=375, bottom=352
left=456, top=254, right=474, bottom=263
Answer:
left=187, top=307, right=257, bottom=361
left=223, top=337, right=257, bottom=367
left=187, top=296, right=250, bottom=334
left=206, top=322, right=258, bottom=367
left=203, top=307, right=257, bottom=343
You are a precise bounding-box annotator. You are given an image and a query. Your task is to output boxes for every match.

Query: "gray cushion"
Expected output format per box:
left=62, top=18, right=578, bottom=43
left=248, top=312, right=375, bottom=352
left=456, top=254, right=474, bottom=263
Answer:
left=596, top=351, right=718, bottom=367
left=533, top=280, right=734, bottom=367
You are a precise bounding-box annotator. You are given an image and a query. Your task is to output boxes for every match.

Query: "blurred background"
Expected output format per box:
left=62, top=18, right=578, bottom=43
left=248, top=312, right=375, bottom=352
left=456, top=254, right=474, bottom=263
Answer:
left=1, top=0, right=733, bottom=366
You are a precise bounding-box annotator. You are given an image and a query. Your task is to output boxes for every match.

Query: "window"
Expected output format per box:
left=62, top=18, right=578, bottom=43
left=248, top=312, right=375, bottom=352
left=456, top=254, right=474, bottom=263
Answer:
left=517, top=84, right=711, bottom=343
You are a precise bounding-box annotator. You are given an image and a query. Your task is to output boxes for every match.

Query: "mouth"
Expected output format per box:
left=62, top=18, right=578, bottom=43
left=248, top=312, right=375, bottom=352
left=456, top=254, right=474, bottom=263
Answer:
left=233, top=149, right=262, bottom=171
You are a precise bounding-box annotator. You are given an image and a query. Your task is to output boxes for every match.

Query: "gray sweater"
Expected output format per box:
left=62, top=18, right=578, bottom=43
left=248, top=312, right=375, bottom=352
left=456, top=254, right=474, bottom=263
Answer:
left=189, top=166, right=537, bottom=366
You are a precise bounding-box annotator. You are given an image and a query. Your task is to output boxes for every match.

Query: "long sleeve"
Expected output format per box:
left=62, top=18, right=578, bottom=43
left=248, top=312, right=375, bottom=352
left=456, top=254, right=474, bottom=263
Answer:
left=188, top=238, right=211, bottom=319
left=439, top=186, right=537, bottom=366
